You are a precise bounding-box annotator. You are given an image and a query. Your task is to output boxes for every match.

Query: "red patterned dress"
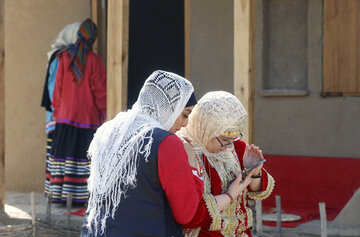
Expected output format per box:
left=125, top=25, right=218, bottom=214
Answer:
left=183, top=140, right=275, bottom=237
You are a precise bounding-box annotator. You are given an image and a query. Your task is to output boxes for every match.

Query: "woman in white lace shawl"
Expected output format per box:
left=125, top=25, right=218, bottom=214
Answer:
left=180, top=91, right=275, bottom=237
left=81, top=70, right=203, bottom=236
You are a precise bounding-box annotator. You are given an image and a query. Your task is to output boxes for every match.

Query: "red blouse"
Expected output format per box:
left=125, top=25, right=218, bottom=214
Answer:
left=158, top=134, right=205, bottom=225
left=52, top=51, right=106, bottom=129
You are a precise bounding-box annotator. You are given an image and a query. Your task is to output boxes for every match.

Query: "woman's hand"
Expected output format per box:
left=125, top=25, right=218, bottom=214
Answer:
left=243, top=144, right=264, bottom=175
left=227, top=169, right=255, bottom=199
left=215, top=170, right=255, bottom=211
left=244, top=145, right=265, bottom=191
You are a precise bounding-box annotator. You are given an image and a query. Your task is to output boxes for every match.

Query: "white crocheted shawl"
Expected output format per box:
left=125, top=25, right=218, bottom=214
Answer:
left=85, top=70, right=194, bottom=235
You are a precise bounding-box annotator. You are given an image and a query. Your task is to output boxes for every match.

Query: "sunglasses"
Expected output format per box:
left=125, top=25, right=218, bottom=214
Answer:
left=216, top=133, right=243, bottom=147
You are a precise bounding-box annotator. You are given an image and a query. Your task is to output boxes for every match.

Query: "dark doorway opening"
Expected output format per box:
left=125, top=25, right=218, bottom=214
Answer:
left=127, top=0, right=185, bottom=108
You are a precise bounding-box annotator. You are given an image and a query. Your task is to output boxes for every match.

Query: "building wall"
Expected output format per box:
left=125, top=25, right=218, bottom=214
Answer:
left=4, top=0, right=90, bottom=191
left=254, top=0, right=360, bottom=158
left=189, top=0, right=234, bottom=98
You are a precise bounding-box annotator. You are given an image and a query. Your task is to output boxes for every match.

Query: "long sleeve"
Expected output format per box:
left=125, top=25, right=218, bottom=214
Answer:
left=247, top=168, right=275, bottom=200
left=89, top=55, right=106, bottom=120
left=48, top=58, right=59, bottom=106
left=41, top=50, right=60, bottom=112
left=183, top=195, right=222, bottom=232
left=158, top=134, right=204, bottom=225
left=52, top=56, right=64, bottom=118
left=183, top=154, right=223, bottom=232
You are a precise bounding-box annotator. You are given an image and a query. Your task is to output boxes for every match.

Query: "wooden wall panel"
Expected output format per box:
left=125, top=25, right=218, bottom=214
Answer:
left=107, top=0, right=129, bottom=119
left=324, top=0, right=360, bottom=95
left=0, top=0, right=4, bottom=211
left=234, top=0, right=255, bottom=144
left=185, top=0, right=190, bottom=79
left=91, top=0, right=107, bottom=66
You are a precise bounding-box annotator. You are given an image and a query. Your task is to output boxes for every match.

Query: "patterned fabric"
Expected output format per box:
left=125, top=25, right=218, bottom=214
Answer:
left=44, top=132, right=54, bottom=196
left=46, top=123, right=95, bottom=203
left=46, top=155, right=90, bottom=203
left=67, top=18, right=97, bottom=84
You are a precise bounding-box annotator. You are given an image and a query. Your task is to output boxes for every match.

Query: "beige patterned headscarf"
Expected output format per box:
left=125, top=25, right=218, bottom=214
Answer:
left=179, top=91, right=247, bottom=187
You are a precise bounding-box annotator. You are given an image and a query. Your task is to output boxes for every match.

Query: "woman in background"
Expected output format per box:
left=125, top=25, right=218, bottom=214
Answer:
left=41, top=21, right=81, bottom=199
left=50, top=18, right=106, bottom=204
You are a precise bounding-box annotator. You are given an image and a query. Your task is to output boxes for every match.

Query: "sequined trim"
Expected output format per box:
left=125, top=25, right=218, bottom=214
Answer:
left=184, top=155, right=209, bottom=237
left=204, top=193, right=222, bottom=231
left=246, top=206, right=253, bottom=229
left=236, top=232, right=249, bottom=237
left=221, top=199, right=238, bottom=236
left=247, top=172, right=275, bottom=200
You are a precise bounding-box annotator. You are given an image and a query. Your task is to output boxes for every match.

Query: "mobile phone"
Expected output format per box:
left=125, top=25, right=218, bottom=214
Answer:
left=241, top=159, right=266, bottom=179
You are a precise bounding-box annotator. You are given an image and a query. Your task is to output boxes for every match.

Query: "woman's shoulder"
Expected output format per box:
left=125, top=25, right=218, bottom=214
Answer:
left=153, top=127, right=172, bottom=135
left=153, top=128, right=179, bottom=142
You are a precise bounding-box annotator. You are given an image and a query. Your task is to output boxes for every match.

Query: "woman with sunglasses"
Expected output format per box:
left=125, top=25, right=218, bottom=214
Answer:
left=179, top=91, right=275, bottom=237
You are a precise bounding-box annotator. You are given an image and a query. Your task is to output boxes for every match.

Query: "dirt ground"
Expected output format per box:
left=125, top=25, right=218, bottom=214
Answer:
left=1, top=192, right=359, bottom=237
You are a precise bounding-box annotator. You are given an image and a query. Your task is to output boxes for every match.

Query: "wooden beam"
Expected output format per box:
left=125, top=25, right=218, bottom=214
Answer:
left=91, top=0, right=107, bottom=65
left=324, top=0, right=360, bottom=94
left=98, top=0, right=107, bottom=66
left=0, top=0, right=5, bottom=212
left=91, top=0, right=99, bottom=54
left=184, top=0, right=190, bottom=79
left=234, top=0, right=255, bottom=144
left=107, top=0, right=129, bottom=119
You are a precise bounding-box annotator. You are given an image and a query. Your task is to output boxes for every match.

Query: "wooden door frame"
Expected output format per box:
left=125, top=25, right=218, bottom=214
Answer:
left=0, top=0, right=5, bottom=212
left=184, top=0, right=190, bottom=79
left=103, top=0, right=190, bottom=119
left=105, top=0, right=129, bottom=119
left=234, top=0, right=255, bottom=144
left=91, top=0, right=108, bottom=65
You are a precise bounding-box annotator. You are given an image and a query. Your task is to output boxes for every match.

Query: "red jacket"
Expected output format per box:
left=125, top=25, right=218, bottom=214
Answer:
left=52, top=51, right=106, bottom=129
left=183, top=140, right=275, bottom=237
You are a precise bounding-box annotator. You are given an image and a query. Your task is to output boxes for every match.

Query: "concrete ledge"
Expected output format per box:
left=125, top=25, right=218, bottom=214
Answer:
left=260, top=89, right=308, bottom=97
left=263, top=220, right=360, bottom=237
left=331, top=188, right=360, bottom=228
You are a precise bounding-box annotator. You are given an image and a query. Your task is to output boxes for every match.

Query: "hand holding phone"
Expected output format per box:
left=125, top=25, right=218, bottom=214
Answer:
left=241, top=159, right=266, bottom=179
